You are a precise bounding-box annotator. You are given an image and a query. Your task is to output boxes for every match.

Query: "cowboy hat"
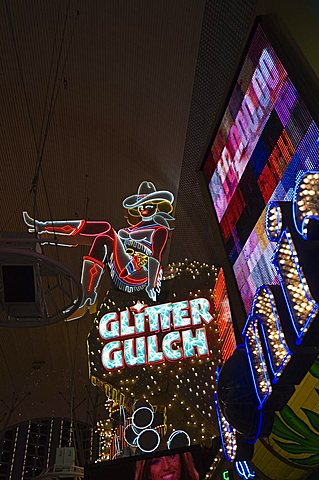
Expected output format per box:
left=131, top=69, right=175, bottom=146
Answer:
left=122, top=181, right=174, bottom=209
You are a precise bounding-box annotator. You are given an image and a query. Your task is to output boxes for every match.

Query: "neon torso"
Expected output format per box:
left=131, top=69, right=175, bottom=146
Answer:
left=110, top=221, right=168, bottom=293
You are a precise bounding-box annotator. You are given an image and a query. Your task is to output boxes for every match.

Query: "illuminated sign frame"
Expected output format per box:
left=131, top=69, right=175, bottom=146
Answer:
left=202, top=18, right=319, bottom=316
left=216, top=170, right=319, bottom=460
left=98, top=298, right=214, bottom=371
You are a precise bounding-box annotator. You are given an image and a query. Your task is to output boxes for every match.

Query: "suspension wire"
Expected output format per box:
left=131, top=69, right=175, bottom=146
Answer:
left=0, top=190, right=30, bottom=232
left=33, top=0, right=72, bottom=191
left=4, top=0, right=67, bottom=227
left=39, top=5, right=80, bottom=248
left=32, top=0, right=64, bottom=228
left=37, top=0, right=63, bottom=168
left=3, top=0, right=39, bottom=154
left=39, top=7, right=80, bottom=318
left=4, top=1, right=82, bottom=456
left=36, top=4, right=83, bottom=457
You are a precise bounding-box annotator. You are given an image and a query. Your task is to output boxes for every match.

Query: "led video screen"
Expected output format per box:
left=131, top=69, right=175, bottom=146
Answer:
left=85, top=445, right=212, bottom=480
left=203, top=23, right=319, bottom=312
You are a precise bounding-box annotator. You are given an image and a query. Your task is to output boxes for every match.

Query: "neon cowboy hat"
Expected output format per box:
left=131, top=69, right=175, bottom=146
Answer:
left=122, top=181, right=174, bottom=209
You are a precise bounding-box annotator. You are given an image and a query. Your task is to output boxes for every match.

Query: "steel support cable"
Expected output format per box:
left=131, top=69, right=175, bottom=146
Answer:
left=33, top=0, right=72, bottom=190
left=31, top=0, right=72, bottom=245
left=3, top=3, right=82, bottom=443
left=3, top=0, right=64, bottom=225
left=39, top=4, right=80, bottom=243
left=3, top=0, right=39, bottom=154
left=37, top=0, right=63, bottom=169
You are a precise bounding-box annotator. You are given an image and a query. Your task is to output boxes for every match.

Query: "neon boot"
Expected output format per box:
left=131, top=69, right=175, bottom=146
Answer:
left=80, top=256, right=104, bottom=307
left=66, top=256, right=104, bottom=321
left=23, top=211, right=83, bottom=235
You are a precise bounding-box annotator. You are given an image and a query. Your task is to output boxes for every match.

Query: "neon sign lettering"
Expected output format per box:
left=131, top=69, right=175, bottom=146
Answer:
left=99, top=298, right=213, bottom=370
left=293, top=171, right=319, bottom=240
left=23, top=181, right=175, bottom=318
left=210, top=47, right=285, bottom=221
left=243, top=285, right=292, bottom=407
left=272, top=229, right=318, bottom=343
left=244, top=174, right=319, bottom=404
left=216, top=170, right=319, bottom=458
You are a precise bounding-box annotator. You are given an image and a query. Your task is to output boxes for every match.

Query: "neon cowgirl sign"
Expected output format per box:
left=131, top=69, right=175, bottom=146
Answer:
left=98, top=298, right=213, bottom=370
left=23, top=181, right=174, bottom=319
left=216, top=170, right=319, bottom=459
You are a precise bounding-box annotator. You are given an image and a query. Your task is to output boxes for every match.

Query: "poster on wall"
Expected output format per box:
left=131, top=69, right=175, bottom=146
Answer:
left=203, top=22, right=319, bottom=313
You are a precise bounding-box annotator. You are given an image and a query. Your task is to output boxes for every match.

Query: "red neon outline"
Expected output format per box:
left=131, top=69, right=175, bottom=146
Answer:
left=101, top=341, right=124, bottom=371
left=99, top=312, right=119, bottom=341
left=112, top=234, right=147, bottom=286
left=45, top=225, right=75, bottom=234
left=151, top=226, right=168, bottom=262
left=172, top=300, right=191, bottom=330
left=130, top=302, right=148, bottom=313
left=83, top=255, right=105, bottom=269
left=162, top=331, right=183, bottom=362
left=72, top=219, right=86, bottom=235
left=78, top=221, right=112, bottom=237
left=181, top=327, right=210, bottom=360
left=88, top=263, right=100, bottom=292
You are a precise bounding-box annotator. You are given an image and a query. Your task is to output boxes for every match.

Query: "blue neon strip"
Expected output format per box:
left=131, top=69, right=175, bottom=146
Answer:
left=292, top=170, right=319, bottom=240
left=265, top=201, right=282, bottom=242
left=243, top=316, right=271, bottom=409
left=259, top=320, right=291, bottom=383
left=247, top=408, right=263, bottom=444
left=214, top=392, right=236, bottom=462
left=272, top=229, right=319, bottom=344
left=253, top=285, right=292, bottom=381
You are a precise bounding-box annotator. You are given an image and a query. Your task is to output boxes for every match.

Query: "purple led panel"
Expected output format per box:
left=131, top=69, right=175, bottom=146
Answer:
left=203, top=24, right=319, bottom=313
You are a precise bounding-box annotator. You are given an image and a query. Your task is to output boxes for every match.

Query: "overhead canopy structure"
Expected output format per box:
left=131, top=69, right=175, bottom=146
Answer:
left=0, top=0, right=257, bottom=429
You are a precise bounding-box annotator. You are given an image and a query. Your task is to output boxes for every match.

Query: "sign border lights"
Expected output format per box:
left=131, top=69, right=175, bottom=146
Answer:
left=243, top=285, right=292, bottom=408
left=214, top=393, right=237, bottom=462
left=292, top=171, right=319, bottom=240
left=217, top=170, right=319, bottom=454
left=241, top=172, right=319, bottom=410
left=272, top=228, right=319, bottom=344
left=203, top=19, right=319, bottom=316
left=99, top=298, right=213, bottom=371
left=265, top=201, right=283, bottom=242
